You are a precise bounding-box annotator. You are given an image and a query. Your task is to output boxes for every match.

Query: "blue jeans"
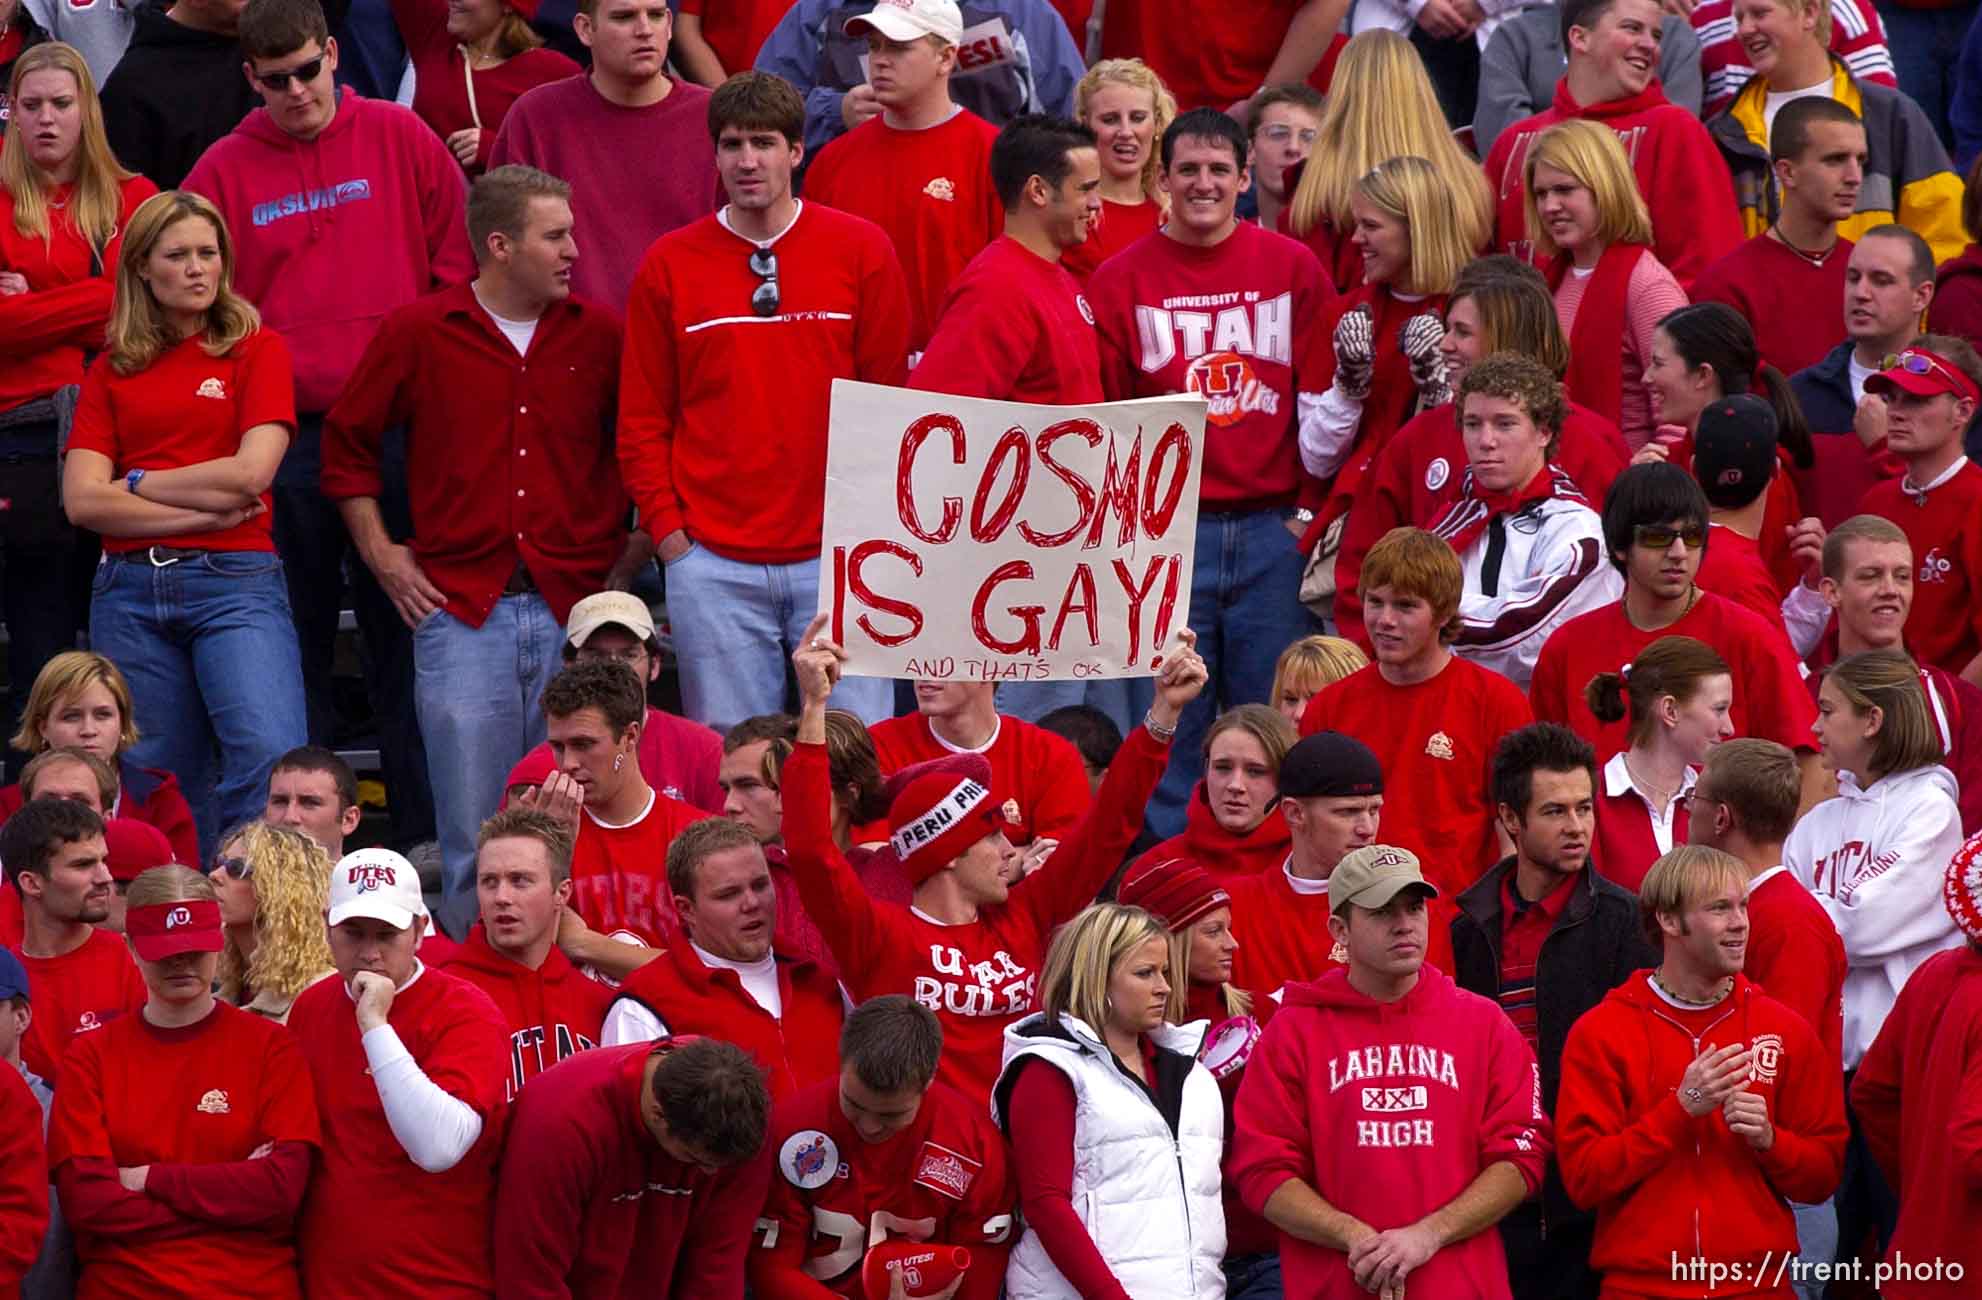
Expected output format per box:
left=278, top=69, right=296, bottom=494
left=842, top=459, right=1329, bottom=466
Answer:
left=662, top=543, right=892, bottom=731
left=89, top=549, right=309, bottom=857
left=1223, top=1251, right=1283, bottom=1300
left=1877, top=0, right=1975, bottom=149
left=414, top=595, right=561, bottom=938
left=1792, top=1198, right=1838, bottom=1300
left=1146, top=509, right=1317, bottom=840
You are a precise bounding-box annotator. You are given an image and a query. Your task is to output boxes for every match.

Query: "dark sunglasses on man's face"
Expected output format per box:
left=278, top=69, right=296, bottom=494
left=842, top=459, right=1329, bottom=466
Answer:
left=255, top=55, right=325, bottom=91
left=1633, top=522, right=1707, bottom=551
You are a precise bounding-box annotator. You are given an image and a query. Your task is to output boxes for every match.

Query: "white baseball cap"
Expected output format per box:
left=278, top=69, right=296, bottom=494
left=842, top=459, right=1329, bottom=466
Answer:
left=846, top=0, right=964, bottom=45
left=565, top=591, right=656, bottom=650
left=328, top=847, right=426, bottom=930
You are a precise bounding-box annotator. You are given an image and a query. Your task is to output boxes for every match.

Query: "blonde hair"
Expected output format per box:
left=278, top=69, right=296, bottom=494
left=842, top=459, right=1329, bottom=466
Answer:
left=1, top=43, right=136, bottom=250
left=1288, top=30, right=1490, bottom=248
left=214, top=822, right=335, bottom=1007
left=125, top=863, right=215, bottom=910
left=11, top=650, right=139, bottom=755
left=1524, top=119, right=1653, bottom=260
left=1355, top=156, right=1476, bottom=295
left=107, top=190, right=261, bottom=375
left=1159, top=922, right=1252, bottom=1022
left=492, top=10, right=545, bottom=56
left=1271, top=635, right=1369, bottom=705
left=1638, top=845, right=1751, bottom=946
left=1075, top=58, right=1177, bottom=205
left=1039, top=902, right=1171, bottom=1033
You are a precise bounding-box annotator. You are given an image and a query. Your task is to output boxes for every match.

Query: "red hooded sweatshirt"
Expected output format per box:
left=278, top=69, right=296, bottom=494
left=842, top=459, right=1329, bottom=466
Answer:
left=1928, top=242, right=1982, bottom=345
left=1229, top=965, right=1550, bottom=1300
left=1130, top=785, right=1293, bottom=883
left=1555, top=973, right=1848, bottom=1297
left=437, top=925, right=613, bottom=1102
left=1482, top=80, right=1742, bottom=290
left=182, top=89, right=474, bottom=413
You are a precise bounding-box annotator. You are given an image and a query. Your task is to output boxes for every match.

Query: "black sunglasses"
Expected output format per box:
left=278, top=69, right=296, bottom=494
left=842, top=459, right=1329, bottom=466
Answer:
left=749, top=247, right=779, bottom=318
left=209, top=855, right=253, bottom=881
left=255, top=54, right=325, bottom=90
left=1633, top=522, right=1707, bottom=551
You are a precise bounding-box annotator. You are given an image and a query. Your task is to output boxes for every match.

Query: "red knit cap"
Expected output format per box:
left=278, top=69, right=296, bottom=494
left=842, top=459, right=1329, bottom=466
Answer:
left=503, top=749, right=558, bottom=806
left=887, top=769, right=1003, bottom=884
left=1117, top=857, right=1230, bottom=932
left=1946, top=830, right=1982, bottom=945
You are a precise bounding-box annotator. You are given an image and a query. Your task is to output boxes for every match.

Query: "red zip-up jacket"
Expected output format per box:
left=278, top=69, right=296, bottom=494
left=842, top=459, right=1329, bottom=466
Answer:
left=438, top=925, right=613, bottom=1102
left=1229, top=965, right=1550, bottom=1300
left=1556, top=973, right=1848, bottom=1297
left=607, top=939, right=844, bottom=1102
left=491, top=1040, right=774, bottom=1300
left=1849, top=944, right=1982, bottom=1299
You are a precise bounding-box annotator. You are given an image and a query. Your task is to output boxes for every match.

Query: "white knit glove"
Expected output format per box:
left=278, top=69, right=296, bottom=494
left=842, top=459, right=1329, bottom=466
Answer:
left=1400, top=312, right=1451, bottom=408
left=1332, top=305, right=1375, bottom=400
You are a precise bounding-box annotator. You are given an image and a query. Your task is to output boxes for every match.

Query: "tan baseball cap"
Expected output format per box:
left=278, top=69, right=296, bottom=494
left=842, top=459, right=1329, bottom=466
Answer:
left=1328, top=845, right=1439, bottom=914
left=565, top=591, right=655, bottom=650
left=846, top=0, right=965, bottom=44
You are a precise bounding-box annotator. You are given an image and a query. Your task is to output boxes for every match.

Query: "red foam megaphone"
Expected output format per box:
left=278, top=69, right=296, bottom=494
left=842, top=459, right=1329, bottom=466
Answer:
left=859, top=1242, right=971, bottom=1300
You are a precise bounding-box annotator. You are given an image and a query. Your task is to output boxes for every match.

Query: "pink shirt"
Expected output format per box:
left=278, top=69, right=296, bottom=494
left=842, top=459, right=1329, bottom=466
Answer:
left=1554, top=253, right=1688, bottom=449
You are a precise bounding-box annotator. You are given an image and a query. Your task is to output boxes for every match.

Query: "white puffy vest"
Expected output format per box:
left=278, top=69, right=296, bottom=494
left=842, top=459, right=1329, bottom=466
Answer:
left=992, top=1013, right=1227, bottom=1300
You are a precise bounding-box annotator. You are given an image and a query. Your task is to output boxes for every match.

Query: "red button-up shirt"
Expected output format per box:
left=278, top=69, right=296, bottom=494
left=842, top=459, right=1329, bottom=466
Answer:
left=1498, top=867, right=1578, bottom=1052
left=322, top=281, right=628, bottom=627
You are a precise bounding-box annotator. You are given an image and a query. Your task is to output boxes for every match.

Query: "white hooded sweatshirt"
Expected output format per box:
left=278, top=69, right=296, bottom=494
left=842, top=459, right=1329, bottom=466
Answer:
left=1783, top=763, right=1965, bottom=1068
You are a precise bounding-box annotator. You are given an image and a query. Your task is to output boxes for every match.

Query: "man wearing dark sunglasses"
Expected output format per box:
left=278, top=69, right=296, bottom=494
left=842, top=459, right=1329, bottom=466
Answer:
left=185, top=0, right=473, bottom=866
left=1529, top=462, right=1822, bottom=793
left=620, top=70, right=910, bottom=733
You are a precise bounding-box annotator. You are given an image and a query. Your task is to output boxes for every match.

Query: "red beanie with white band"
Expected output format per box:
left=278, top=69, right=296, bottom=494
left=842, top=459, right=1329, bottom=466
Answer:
left=887, top=769, right=1004, bottom=885
left=1946, top=830, right=1982, bottom=945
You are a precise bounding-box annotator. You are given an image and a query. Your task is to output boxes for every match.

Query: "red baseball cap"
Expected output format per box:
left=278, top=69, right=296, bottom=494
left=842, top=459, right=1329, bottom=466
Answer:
left=126, top=898, right=224, bottom=962
left=104, top=818, right=175, bottom=885
left=1865, top=348, right=1981, bottom=403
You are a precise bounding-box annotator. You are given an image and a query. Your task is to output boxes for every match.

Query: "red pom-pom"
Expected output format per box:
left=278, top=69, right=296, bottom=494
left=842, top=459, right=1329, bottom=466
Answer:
left=1945, top=830, right=1982, bottom=945
left=860, top=1242, right=971, bottom=1300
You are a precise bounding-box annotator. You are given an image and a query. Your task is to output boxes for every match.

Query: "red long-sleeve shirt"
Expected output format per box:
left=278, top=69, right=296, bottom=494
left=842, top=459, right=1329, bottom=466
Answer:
left=618, top=202, right=911, bottom=561
left=492, top=1040, right=773, bottom=1300
left=1333, top=400, right=1628, bottom=648
left=321, top=281, right=629, bottom=626
left=0, top=175, right=158, bottom=413
left=909, top=234, right=1103, bottom=405
left=392, top=0, right=578, bottom=175
left=11, top=927, right=146, bottom=1086
left=1744, top=866, right=1846, bottom=1066
left=864, top=711, right=1092, bottom=848
left=0, top=1064, right=48, bottom=1293
left=438, top=925, right=613, bottom=1101
left=783, top=726, right=1170, bottom=1103
left=1692, top=234, right=1854, bottom=376
left=1849, top=944, right=1982, bottom=1299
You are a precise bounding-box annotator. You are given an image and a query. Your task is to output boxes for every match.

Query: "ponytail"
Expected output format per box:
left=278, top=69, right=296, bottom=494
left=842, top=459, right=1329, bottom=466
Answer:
left=1755, top=364, right=1814, bottom=470
left=1580, top=636, right=1730, bottom=748
left=1585, top=670, right=1630, bottom=725
left=1658, top=303, right=1813, bottom=469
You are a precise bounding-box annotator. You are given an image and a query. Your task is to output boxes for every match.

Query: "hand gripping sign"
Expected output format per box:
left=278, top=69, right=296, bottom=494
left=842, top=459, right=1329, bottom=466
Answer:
left=821, top=380, right=1207, bottom=683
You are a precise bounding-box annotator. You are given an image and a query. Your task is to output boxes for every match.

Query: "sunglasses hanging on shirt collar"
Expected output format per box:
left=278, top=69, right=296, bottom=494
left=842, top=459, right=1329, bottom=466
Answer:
left=749, top=247, right=779, bottom=318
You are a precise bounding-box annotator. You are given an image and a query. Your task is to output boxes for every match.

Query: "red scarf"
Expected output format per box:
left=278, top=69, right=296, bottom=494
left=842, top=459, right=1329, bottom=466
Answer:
left=1552, top=241, right=1647, bottom=428
left=1429, top=464, right=1575, bottom=555
left=1549, top=76, right=1672, bottom=121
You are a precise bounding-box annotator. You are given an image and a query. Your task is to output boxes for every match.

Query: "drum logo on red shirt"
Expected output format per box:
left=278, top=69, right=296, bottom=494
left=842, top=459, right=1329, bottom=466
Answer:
left=197, top=1089, right=231, bottom=1115
left=911, top=1141, right=981, bottom=1200
left=923, top=178, right=957, bottom=203
left=196, top=378, right=228, bottom=401
left=1424, top=731, right=1455, bottom=761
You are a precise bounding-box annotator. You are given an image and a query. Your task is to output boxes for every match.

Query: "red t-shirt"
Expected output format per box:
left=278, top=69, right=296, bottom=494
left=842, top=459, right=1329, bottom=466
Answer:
left=288, top=966, right=510, bottom=1299
left=1100, top=0, right=1303, bottom=109
left=750, top=1078, right=1015, bottom=1300
left=865, top=712, right=1092, bottom=847
left=909, top=235, right=1103, bottom=405
left=67, top=329, right=296, bottom=552
left=11, top=927, right=147, bottom=1085
left=1060, top=196, right=1164, bottom=284
left=47, top=1002, right=321, bottom=1297
left=1744, top=866, right=1846, bottom=1066
left=1690, top=234, right=1854, bottom=377
left=569, top=792, right=713, bottom=950
left=1300, top=657, right=1534, bottom=897
left=1529, top=591, right=1818, bottom=762
left=679, top=0, right=787, bottom=71
left=1696, top=524, right=1786, bottom=629
left=1858, top=460, right=1982, bottom=676
left=803, top=110, right=1003, bottom=354
left=1086, top=221, right=1331, bottom=511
